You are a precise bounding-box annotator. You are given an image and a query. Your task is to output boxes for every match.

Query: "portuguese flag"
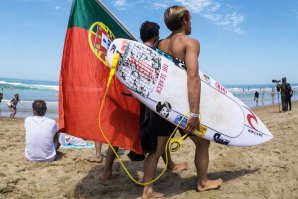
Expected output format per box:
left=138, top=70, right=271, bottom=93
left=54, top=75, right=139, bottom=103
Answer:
left=59, top=0, right=142, bottom=153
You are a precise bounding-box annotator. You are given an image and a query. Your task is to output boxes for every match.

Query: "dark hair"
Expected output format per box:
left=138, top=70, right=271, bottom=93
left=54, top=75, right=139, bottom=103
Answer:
left=14, top=93, right=19, bottom=101
left=32, top=100, right=47, bottom=116
left=164, top=5, right=190, bottom=31
left=140, top=21, right=160, bottom=42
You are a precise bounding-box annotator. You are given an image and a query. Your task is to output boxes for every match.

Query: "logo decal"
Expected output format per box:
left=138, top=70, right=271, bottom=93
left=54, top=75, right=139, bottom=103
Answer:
left=88, top=22, right=115, bottom=66
left=213, top=133, right=230, bottom=145
left=203, top=74, right=211, bottom=84
left=174, top=115, right=187, bottom=128
left=215, top=82, right=227, bottom=94
left=174, top=115, right=208, bottom=137
left=248, top=129, right=263, bottom=137
left=155, top=64, right=168, bottom=94
left=243, top=106, right=258, bottom=131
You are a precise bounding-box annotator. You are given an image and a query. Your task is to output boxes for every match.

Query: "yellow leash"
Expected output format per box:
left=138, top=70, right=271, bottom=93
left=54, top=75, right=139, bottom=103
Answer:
left=98, top=53, right=188, bottom=185
left=169, top=114, right=202, bottom=152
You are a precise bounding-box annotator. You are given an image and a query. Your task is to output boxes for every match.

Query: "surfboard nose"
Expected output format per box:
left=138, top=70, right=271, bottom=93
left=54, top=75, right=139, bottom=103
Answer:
left=262, top=130, right=274, bottom=143
left=252, top=128, right=274, bottom=146
left=258, top=121, right=274, bottom=144
left=232, top=125, right=274, bottom=147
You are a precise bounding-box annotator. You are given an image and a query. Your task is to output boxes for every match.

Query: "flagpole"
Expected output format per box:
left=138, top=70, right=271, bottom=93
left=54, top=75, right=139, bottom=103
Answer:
left=96, top=0, right=138, bottom=41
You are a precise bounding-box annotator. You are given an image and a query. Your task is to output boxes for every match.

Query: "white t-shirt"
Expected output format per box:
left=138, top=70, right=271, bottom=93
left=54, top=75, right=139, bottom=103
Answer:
left=24, top=116, right=58, bottom=162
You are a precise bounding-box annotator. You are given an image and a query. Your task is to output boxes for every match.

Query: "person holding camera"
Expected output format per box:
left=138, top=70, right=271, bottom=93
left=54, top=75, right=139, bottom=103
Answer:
left=287, top=83, right=293, bottom=111
left=279, top=77, right=291, bottom=112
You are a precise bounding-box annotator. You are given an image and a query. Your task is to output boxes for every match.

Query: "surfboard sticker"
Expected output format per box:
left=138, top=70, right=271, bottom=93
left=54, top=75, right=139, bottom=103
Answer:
left=213, top=133, right=230, bottom=145
left=173, top=114, right=188, bottom=128
left=202, top=74, right=211, bottom=84
left=117, top=41, right=162, bottom=97
left=107, top=39, right=274, bottom=147
left=156, top=101, right=172, bottom=118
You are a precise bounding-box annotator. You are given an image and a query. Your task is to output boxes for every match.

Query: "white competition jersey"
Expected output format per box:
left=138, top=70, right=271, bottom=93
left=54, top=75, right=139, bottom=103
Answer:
left=24, top=116, right=58, bottom=162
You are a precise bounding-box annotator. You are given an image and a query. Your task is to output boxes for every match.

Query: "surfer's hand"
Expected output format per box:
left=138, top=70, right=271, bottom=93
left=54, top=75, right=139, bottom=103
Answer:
left=185, top=116, right=200, bottom=134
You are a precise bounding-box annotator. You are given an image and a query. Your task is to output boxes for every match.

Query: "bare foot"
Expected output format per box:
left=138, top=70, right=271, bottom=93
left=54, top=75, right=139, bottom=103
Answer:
left=84, top=155, right=104, bottom=163
left=100, top=173, right=119, bottom=181
left=142, top=191, right=164, bottom=199
left=168, top=162, right=188, bottom=173
left=197, top=178, right=222, bottom=192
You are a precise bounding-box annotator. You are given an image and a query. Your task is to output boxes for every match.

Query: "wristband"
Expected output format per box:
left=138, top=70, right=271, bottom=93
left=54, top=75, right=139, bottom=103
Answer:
left=190, top=112, right=200, bottom=118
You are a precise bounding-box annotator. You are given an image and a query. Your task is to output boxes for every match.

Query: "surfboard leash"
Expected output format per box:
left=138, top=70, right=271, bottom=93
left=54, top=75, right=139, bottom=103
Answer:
left=169, top=114, right=202, bottom=152
left=98, top=52, right=188, bottom=186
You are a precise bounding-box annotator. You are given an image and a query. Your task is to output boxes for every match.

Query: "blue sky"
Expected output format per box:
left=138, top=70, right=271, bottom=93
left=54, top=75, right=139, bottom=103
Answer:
left=0, top=0, right=297, bottom=85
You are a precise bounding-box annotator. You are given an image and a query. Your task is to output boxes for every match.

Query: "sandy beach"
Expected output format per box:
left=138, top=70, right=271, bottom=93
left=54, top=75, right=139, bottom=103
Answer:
left=1, top=101, right=298, bottom=199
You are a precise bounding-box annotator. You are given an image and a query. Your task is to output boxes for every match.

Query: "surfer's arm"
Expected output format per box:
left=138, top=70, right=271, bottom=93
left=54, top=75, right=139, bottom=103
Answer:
left=18, top=100, right=24, bottom=105
left=184, top=38, right=201, bottom=133
left=185, top=38, right=200, bottom=113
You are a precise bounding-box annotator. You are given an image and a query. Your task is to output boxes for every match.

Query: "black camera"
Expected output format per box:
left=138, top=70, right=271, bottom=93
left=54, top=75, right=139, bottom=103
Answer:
left=272, top=79, right=281, bottom=92
left=272, top=79, right=281, bottom=83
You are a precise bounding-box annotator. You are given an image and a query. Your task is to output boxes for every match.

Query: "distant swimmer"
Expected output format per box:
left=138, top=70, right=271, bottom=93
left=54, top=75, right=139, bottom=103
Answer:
left=261, top=87, right=265, bottom=106
left=0, top=92, right=3, bottom=103
left=254, top=91, right=259, bottom=107
left=271, top=87, right=275, bottom=104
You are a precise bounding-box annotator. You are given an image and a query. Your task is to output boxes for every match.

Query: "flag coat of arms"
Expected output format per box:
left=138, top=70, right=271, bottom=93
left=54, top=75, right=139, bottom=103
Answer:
left=59, top=0, right=142, bottom=153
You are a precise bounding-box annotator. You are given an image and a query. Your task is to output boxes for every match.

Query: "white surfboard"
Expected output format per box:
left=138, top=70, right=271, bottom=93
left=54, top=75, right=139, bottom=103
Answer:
left=106, top=38, right=273, bottom=147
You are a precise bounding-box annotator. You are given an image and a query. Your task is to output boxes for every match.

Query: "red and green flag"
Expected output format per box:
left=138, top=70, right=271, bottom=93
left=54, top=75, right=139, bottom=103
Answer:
left=59, top=0, right=142, bottom=153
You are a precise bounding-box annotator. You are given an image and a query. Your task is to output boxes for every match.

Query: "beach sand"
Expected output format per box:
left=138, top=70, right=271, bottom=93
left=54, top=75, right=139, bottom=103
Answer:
left=1, top=102, right=298, bottom=199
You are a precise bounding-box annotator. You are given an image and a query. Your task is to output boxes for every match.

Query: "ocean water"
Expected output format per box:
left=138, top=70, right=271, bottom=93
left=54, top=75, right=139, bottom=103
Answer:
left=0, top=77, right=297, bottom=119
left=226, top=84, right=298, bottom=108
left=0, top=78, right=58, bottom=118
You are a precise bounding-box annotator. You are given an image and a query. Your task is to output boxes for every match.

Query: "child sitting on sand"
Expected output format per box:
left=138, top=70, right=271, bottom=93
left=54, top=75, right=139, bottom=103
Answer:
left=24, top=100, right=60, bottom=162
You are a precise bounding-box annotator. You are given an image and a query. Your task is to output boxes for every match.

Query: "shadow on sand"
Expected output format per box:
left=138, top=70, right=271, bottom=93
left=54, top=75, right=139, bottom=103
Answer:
left=73, top=160, right=259, bottom=199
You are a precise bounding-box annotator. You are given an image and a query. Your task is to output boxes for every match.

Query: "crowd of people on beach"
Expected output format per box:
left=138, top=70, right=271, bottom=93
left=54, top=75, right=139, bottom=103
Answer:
left=253, top=79, right=294, bottom=109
